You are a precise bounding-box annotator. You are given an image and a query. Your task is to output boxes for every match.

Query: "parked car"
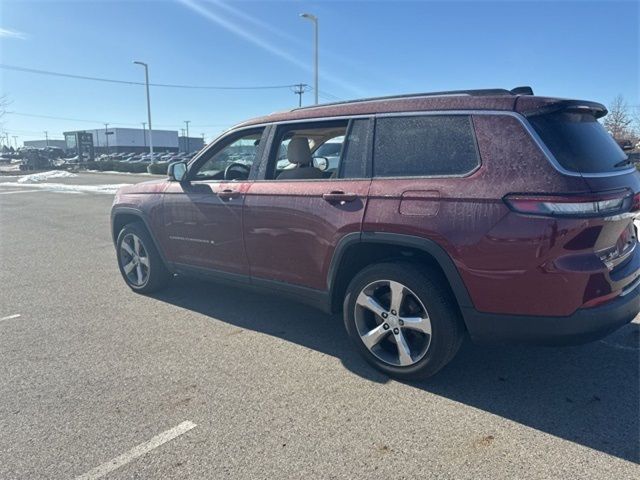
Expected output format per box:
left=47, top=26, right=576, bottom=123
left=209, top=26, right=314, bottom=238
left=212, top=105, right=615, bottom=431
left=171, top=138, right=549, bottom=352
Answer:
left=111, top=87, right=640, bottom=379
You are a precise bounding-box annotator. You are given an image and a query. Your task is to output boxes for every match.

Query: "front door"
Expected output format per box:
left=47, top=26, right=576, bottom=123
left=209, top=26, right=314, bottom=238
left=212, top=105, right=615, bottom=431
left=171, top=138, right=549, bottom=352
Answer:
left=162, top=128, right=266, bottom=276
left=243, top=118, right=372, bottom=290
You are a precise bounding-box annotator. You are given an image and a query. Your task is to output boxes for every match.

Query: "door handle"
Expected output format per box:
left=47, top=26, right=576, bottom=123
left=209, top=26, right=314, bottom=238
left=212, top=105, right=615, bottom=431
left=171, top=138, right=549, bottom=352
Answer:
left=322, top=191, right=358, bottom=203
left=217, top=189, right=240, bottom=200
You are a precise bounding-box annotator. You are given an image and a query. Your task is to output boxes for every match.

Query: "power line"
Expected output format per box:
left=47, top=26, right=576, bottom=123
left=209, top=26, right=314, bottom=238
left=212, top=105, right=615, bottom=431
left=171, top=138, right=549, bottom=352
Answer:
left=0, top=64, right=305, bottom=91
left=6, top=111, right=232, bottom=129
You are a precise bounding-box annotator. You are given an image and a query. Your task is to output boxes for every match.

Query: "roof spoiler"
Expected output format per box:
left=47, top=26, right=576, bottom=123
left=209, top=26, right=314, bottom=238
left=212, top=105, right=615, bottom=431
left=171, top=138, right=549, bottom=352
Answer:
left=522, top=99, right=608, bottom=119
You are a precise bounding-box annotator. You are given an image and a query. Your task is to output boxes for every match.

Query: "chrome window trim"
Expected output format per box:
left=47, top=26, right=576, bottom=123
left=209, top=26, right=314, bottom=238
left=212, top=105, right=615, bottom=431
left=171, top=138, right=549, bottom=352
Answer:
left=207, top=110, right=637, bottom=180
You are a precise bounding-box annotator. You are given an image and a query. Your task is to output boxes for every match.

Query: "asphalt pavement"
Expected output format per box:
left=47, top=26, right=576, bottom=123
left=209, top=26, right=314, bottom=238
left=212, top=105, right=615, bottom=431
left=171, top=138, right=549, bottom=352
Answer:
left=0, top=172, right=638, bottom=479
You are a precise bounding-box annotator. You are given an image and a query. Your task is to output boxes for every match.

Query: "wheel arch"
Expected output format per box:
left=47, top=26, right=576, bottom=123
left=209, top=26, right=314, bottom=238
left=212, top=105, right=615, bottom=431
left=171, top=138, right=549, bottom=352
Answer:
left=111, top=207, right=169, bottom=266
left=328, top=232, right=474, bottom=317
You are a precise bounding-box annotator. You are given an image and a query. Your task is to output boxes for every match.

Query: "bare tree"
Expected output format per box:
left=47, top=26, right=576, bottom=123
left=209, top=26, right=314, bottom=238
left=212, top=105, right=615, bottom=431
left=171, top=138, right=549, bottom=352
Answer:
left=604, top=95, right=633, bottom=141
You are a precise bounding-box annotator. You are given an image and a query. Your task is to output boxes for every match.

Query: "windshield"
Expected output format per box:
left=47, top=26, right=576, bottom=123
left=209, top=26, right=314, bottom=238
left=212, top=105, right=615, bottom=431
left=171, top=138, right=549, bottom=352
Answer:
left=528, top=110, right=629, bottom=174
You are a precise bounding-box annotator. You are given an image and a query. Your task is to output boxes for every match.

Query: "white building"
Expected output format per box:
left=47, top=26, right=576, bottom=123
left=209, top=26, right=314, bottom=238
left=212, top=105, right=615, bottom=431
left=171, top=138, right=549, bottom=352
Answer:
left=65, top=128, right=179, bottom=154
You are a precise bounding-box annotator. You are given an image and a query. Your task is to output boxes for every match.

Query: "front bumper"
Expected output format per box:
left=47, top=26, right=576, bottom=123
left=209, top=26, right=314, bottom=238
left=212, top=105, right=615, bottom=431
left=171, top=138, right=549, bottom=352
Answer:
left=463, top=283, right=640, bottom=346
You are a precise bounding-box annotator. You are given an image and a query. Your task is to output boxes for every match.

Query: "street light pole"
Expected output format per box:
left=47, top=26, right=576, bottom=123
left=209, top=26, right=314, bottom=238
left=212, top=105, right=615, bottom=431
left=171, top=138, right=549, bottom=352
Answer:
left=184, top=120, right=190, bottom=153
left=133, top=61, right=154, bottom=160
left=300, top=13, right=318, bottom=105
left=142, top=122, right=147, bottom=148
left=104, top=123, right=109, bottom=155
left=44, top=131, right=49, bottom=147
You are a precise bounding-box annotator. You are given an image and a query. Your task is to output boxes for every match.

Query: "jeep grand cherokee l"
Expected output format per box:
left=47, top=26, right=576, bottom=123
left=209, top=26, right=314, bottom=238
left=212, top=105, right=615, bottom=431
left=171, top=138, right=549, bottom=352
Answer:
left=111, top=87, right=640, bottom=379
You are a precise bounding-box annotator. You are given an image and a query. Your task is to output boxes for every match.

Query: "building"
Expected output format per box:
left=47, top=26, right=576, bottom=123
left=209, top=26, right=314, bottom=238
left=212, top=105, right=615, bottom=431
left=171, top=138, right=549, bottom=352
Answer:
left=23, top=139, right=67, bottom=150
left=178, top=136, right=205, bottom=153
left=64, top=128, right=180, bottom=155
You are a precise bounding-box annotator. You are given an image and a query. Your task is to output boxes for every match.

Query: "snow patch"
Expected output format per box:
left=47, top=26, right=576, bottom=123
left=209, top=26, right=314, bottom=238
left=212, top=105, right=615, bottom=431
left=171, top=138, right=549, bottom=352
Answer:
left=0, top=182, right=130, bottom=195
left=17, top=170, right=78, bottom=183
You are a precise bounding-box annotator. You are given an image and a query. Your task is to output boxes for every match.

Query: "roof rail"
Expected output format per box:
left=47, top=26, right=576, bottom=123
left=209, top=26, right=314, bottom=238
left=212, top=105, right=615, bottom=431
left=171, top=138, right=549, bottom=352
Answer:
left=293, top=86, right=534, bottom=111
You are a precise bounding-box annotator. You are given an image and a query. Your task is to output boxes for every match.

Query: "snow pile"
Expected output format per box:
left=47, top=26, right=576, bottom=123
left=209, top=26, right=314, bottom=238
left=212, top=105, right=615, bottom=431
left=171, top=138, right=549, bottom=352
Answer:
left=17, top=170, right=78, bottom=183
left=0, top=182, right=131, bottom=195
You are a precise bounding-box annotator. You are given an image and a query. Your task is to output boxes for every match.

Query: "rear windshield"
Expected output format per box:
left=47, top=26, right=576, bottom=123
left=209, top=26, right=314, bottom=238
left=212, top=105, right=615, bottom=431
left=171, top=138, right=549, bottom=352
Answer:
left=528, top=110, right=628, bottom=174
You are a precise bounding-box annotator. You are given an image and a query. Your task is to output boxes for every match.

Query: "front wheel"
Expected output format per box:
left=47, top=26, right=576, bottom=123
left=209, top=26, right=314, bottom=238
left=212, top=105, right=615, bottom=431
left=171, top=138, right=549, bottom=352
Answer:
left=116, top=222, right=171, bottom=293
left=343, top=262, right=465, bottom=379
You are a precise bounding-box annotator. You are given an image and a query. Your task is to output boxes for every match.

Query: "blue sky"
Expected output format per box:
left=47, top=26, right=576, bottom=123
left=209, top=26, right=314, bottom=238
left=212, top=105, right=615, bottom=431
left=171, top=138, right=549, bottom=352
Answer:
left=1, top=0, right=638, bottom=144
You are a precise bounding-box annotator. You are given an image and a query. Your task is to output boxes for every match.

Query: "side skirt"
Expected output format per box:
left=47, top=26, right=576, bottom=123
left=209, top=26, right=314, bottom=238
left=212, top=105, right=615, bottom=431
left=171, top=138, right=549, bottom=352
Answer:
left=168, top=262, right=332, bottom=313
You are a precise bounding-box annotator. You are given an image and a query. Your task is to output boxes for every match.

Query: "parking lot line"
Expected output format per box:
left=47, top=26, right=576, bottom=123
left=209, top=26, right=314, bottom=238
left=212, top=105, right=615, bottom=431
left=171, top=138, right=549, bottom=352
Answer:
left=0, top=314, right=21, bottom=322
left=0, top=190, right=42, bottom=195
left=73, top=421, right=197, bottom=480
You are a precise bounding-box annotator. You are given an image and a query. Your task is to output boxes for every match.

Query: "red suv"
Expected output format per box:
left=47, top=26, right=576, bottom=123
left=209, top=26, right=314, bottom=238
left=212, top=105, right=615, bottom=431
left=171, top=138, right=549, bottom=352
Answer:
left=111, top=87, right=640, bottom=378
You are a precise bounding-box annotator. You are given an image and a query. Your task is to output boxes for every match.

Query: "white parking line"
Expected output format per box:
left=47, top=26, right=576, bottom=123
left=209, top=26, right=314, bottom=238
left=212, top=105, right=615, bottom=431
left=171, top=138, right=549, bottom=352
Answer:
left=0, top=190, right=42, bottom=195
left=0, top=314, right=21, bottom=322
left=74, top=421, right=197, bottom=480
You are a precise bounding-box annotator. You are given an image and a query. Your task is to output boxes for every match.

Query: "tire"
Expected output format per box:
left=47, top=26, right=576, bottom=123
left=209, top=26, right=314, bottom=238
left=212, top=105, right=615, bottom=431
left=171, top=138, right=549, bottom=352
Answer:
left=116, top=222, right=171, bottom=293
left=343, top=262, right=465, bottom=379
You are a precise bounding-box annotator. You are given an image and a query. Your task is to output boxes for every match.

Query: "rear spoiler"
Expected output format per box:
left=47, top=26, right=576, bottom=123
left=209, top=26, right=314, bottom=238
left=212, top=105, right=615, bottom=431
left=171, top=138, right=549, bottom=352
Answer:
left=521, top=99, right=608, bottom=119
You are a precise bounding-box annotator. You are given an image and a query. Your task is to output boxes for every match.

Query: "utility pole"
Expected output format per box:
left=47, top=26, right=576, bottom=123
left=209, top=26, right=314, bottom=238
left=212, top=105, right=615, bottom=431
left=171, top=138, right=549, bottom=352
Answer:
left=292, top=83, right=309, bottom=107
left=184, top=120, right=190, bottom=153
left=180, top=128, right=185, bottom=152
left=104, top=123, right=109, bottom=155
left=44, top=131, right=49, bottom=147
left=142, top=122, right=147, bottom=148
left=300, top=13, right=319, bottom=105
left=133, top=61, right=154, bottom=160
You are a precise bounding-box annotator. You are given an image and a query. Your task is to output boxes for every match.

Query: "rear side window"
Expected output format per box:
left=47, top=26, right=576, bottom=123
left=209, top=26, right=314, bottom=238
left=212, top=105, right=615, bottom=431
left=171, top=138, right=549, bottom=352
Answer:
left=373, top=115, right=479, bottom=177
left=528, top=111, right=628, bottom=173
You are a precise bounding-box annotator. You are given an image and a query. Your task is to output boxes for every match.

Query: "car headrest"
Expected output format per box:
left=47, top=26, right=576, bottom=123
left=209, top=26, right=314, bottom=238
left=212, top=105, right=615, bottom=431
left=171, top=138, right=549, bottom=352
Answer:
left=287, top=137, right=312, bottom=166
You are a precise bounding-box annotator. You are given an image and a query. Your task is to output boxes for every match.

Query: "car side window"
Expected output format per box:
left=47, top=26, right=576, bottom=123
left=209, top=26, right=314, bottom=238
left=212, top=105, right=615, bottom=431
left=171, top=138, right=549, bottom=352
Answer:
left=191, top=128, right=265, bottom=181
left=339, top=119, right=371, bottom=179
left=266, top=120, right=349, bottom=180
left=373, top=115, right=479, bottom=177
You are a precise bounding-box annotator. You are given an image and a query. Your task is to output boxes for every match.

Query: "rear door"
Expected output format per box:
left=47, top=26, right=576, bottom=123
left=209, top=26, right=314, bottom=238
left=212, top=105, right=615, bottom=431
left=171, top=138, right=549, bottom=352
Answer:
left=243, top=118, right=373, bottom=290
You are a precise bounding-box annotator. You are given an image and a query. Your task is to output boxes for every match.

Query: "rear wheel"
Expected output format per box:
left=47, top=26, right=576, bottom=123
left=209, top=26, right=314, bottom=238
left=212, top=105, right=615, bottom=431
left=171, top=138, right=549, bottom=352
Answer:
left=343, top=262, right=465, bottom=379
left=116, top=222, right=171, bottom=293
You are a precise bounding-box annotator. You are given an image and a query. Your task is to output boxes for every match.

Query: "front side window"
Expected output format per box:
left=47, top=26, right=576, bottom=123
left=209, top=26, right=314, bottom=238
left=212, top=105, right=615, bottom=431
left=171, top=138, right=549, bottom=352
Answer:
left=192, top=129, right=264, bottom=181
left=373, top=115, right=480, bottom=177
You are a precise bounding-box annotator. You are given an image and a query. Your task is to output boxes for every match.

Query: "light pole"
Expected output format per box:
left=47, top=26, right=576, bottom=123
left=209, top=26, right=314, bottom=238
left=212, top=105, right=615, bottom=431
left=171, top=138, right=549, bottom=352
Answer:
left=44, top=131, right=49, bottom=147
left=300, top=13, right=318, bottom=105
left=184, top=120, right=190, bottom=153
left=142, top=122, right=147, bottom=148
left=133, top=61, right=154, bottom=160
left=104, top=123, right=109, bottom=155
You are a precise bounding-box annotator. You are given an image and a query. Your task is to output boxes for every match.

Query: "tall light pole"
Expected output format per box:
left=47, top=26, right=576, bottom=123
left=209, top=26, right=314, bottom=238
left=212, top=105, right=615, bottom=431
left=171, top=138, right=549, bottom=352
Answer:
left=141, top=122, right=147, bottom=148
left=104, top=123, right=110, bottom=155
left=44, top=131, right=49, bottom=147
left=133, top=61, right=154, bottom=160
left=300, top=13, right=318, bottom=105
left=184, top=120, right=190, bottom=153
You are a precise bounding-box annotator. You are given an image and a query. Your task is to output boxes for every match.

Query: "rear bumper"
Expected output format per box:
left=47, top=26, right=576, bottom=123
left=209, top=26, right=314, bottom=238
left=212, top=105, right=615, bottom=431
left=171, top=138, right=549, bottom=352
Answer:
left=463, top=283, right=640, bottom=345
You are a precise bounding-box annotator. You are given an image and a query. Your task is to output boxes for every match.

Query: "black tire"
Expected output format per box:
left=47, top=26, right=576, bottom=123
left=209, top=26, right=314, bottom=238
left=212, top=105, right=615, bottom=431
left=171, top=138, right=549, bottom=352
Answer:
left=116, top=222, right=171, bottom=293
left=343, top=262, right=465, bottom=379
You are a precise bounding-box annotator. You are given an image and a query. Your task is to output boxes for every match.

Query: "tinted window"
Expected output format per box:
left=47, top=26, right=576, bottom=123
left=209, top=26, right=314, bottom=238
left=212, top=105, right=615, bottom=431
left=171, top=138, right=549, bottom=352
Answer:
left=528, top=111, right=628, bottom=173
left=374, top=115, right=479, bottom=177
left=340, top=119, right=370, bottom=179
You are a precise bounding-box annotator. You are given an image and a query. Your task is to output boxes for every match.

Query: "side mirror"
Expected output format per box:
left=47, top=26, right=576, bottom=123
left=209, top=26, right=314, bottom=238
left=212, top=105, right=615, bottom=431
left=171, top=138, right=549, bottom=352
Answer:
left=168, top=161, right=187, bottom=182
left=313, top=156, right=329, bottom=171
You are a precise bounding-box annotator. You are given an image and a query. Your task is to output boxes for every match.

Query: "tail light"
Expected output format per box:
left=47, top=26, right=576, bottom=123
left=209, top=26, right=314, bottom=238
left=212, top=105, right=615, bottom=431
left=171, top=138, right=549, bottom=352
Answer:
left=503, top=190, right=633, bottom=218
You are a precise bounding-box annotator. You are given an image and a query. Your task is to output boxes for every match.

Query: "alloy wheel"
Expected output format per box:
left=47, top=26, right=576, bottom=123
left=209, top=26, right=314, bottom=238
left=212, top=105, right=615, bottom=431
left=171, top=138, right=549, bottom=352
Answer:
left=354, top=280, right=432, bottom=367
left=120, top=233, right=150, bottom=287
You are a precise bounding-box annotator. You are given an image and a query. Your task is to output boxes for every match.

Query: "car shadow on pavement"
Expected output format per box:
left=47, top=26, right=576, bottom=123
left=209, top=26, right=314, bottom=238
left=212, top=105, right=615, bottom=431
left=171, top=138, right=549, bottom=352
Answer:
left=152, top=276, right=640, bottom=464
